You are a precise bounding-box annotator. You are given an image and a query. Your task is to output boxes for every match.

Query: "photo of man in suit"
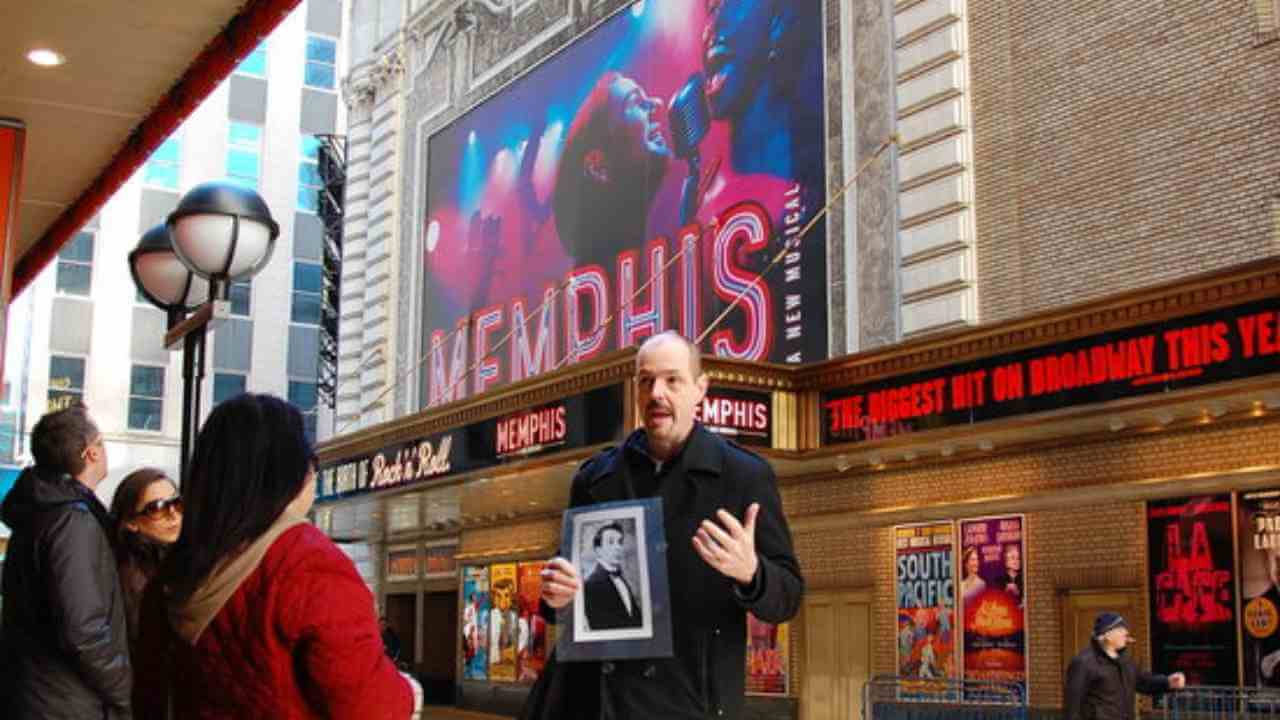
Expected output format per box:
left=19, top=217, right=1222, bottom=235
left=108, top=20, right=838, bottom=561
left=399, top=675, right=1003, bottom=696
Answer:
left=583, top=521, right=643, bottom=631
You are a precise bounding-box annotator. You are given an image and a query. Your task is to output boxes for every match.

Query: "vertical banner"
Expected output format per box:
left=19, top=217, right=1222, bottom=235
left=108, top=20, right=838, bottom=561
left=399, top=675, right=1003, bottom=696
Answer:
left=960, top=515, right=1027, bottom=694
left=1239, top=490, right=1280, bottom=687
left=894, top=522, right=957, bottom=689
left=488, top=563, right=519, bottom=681
left=517, top=561, right=549, bottom=683
left=1147, top=495, right=1237, bottom=685
left=745, top=614, right=790, bottom=695
left=461, top=566, right=490, bottom=680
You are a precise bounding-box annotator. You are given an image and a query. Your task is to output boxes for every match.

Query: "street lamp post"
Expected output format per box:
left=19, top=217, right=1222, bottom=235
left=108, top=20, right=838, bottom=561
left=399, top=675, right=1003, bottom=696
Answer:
left=128, top=181, right=278, bottom=484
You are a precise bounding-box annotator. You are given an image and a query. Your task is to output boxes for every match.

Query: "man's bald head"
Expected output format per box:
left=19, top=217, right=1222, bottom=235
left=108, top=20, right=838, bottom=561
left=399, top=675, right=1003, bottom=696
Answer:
left=637, top=331, right=702, bottom=379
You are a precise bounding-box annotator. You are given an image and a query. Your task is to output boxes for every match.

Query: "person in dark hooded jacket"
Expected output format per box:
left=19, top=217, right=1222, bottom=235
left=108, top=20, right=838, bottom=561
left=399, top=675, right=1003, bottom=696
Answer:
left=0, top=403, right=132, bottom=719
left=1063, top=612, right=1185, bottom=720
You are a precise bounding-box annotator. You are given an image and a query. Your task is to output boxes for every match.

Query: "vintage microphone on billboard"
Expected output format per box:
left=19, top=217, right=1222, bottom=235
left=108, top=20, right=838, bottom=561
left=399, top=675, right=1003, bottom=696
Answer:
left=669, top=72, right=711, bottom=226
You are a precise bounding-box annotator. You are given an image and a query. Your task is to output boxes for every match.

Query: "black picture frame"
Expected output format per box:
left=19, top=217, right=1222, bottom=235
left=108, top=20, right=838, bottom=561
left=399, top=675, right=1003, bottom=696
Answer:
left=556, top=497, right=673, bottom=662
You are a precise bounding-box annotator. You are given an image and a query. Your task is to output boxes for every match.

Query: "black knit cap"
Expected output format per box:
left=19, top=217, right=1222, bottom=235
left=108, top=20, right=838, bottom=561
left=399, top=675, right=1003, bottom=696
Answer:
left=1093, top=612, right=1128, bottom=637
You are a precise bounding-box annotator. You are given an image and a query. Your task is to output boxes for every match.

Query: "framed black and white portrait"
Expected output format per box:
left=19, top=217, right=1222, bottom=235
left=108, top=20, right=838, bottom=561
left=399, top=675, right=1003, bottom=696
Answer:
left=557, top=498, right=673, bottom=661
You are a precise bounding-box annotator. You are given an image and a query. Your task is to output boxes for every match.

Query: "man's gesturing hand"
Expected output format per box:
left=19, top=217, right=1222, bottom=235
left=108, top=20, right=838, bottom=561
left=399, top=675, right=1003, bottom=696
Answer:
left=692, top=503, right=761, bottom=585
left=539, top=557, right=580, bottom=609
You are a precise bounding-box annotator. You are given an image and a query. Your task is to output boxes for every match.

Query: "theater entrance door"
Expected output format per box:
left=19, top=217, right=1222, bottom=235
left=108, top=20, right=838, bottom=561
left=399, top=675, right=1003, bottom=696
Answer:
left=802, top=589, right=872, bottom=720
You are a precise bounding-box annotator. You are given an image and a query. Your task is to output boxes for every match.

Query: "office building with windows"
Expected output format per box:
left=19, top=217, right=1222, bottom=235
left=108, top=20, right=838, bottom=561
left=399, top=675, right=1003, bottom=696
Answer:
left=3, top=0, right=346, bottom=504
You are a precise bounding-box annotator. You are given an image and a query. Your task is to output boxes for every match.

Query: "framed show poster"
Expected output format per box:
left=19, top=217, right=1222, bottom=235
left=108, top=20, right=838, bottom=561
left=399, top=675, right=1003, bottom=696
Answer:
left=517, top=561, right=549, bottom=683
left=461, top=566, right=490, bottom=680
left=489, top=563, right=519, bottom=681
left=1238, top=490, right=1280, bottom=687
left=1146, top=495, right=1237, bottom=685
left=959, top=515, right=1027, bottom=696
left=894, top=521, right=958, bottom=692
left=745, top=613, right=790, bottom=695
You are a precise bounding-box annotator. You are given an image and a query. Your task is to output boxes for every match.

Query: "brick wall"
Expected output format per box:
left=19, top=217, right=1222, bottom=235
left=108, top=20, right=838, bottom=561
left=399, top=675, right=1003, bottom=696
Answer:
left=459, top=516, right=559, bottom=558
left=786, top=413, right=1280, bottom=707
left=968, top=0, right=1280, bottom=323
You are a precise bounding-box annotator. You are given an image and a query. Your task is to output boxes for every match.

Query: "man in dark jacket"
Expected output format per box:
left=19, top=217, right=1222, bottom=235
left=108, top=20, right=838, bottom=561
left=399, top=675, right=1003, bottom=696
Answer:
left=528, top=331, right=804, bottom=719
left=1064, top=612, right=1185, bottom=720
left=1, top=404, right=132, bottom=719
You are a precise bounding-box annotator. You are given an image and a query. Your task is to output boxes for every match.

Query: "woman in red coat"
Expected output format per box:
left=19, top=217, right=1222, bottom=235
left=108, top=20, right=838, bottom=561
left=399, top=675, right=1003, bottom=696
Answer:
left=134, top=394, right=417, bottom=719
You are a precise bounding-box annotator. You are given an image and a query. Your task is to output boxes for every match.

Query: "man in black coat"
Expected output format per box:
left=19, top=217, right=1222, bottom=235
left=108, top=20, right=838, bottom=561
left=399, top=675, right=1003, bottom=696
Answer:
left=1, top=404, right=132, bottom=719
left=1063, top=612, right=1185, bottom=720
left=526, top=331, right=804, bottom=720
left=583, top=522, right=643, bottom=631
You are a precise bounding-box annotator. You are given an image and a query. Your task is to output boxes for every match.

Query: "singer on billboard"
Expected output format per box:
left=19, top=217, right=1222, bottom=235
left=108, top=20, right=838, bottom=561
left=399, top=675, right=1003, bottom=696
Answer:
left=552, top=73, right=672, bottom=271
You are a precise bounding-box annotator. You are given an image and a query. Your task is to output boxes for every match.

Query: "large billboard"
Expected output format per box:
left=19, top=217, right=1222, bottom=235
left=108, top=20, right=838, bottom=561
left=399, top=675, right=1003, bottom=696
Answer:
left=421, top=3, right=828, bottom=406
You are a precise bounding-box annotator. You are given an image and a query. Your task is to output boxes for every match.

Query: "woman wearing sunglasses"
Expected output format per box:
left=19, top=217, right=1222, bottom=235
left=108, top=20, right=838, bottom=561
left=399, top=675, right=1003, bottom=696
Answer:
left=133, top=393, right=416, bottom=719
left=109, top=468, right=182, bottom=652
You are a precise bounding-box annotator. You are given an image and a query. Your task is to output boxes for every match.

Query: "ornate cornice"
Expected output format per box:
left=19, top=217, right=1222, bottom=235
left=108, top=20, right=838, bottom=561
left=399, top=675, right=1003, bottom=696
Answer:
left=341, top=42, right=406, bottom=109
left=341, top=65, right=377, bottom=109
left=371, top=42, right=406, bottom=92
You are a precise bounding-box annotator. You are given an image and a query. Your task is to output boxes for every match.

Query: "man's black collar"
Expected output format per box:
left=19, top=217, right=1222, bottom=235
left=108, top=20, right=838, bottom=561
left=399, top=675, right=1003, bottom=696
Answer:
left=622, top=423, right=724, bottom=476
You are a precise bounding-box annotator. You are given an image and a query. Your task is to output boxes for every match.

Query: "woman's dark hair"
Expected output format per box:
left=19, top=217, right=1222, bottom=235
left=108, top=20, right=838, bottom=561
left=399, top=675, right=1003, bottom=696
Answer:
left=159, top=393, right=315, bottom=604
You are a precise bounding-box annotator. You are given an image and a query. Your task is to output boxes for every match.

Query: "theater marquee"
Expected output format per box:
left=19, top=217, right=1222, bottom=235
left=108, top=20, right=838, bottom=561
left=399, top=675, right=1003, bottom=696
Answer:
left=318, top=385, right=624, bottom=502
left=696, top=388, right=772, bottom=447
left=822, top=297, right=1280, bottom=445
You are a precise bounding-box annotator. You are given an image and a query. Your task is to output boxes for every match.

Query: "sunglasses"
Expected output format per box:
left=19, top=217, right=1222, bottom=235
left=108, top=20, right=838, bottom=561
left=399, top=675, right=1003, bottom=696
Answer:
left=137, top=495, right=183, bottom=520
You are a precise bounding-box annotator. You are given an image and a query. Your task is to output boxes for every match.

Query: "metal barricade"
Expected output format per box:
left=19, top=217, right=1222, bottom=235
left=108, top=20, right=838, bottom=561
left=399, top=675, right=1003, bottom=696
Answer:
left=1159, top=686, right=1280, bottom=719
left=862, top=675, right=1027, bottom=720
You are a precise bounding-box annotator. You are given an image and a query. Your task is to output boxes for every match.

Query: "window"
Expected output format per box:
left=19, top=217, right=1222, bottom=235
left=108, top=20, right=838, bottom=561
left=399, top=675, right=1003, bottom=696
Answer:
left=212, top=372, right=246, bottom=405
left=236, top=41, right=267, bottom=78
left=144, top=134, right=181, bottom=189
left=55, top=231, right=94, bottom=296
left=305, top=35, right=337, bottom=90
left=226, top=122, right=262, bottom=189
left=128, top=365, right=165, bottom=431
left=292, top=262, right=323, bottom=325
left=289, top=381, right=318, bottom=443
left=0, top=408, right=18, bottom=465
left=48, top=356, right=85, bottom=413
left=298, top=136, right=322, bottom=212
left=229, top=279, right=252, bottom=316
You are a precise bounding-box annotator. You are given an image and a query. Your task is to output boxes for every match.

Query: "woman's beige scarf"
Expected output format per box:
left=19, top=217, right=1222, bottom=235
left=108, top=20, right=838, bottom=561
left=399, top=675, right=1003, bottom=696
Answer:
left=167, top=496, right=311, bottom=645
